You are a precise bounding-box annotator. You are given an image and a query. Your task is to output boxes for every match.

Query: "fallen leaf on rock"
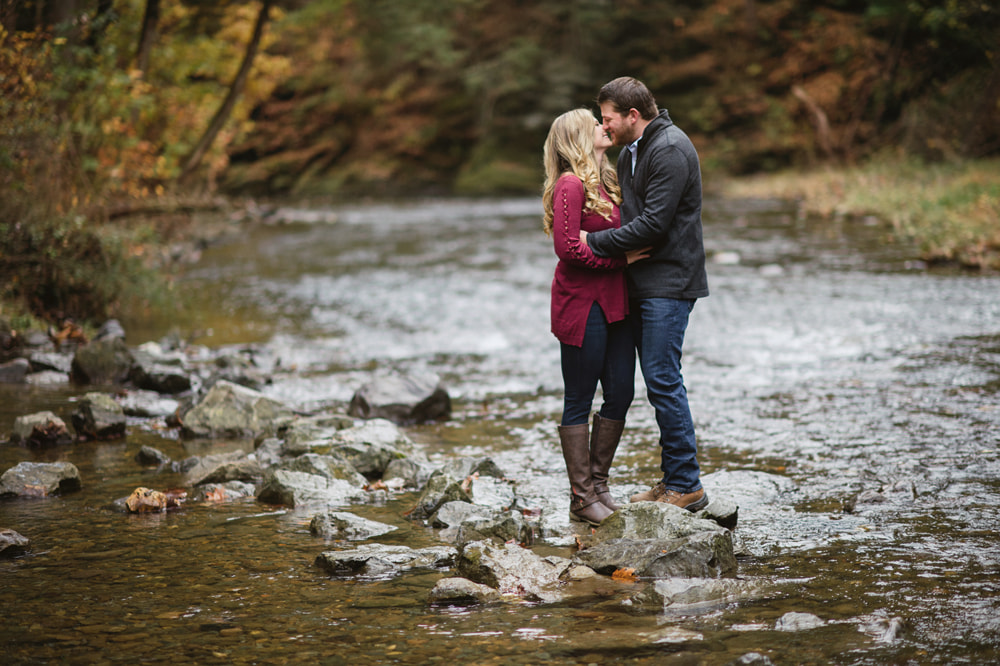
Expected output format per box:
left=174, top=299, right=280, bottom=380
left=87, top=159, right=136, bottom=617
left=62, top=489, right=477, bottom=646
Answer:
left=203, top=487, right=226, bottom=502
left=364, top=480, right=388, bottom=492
left=611, top=568, right=639, bottom=582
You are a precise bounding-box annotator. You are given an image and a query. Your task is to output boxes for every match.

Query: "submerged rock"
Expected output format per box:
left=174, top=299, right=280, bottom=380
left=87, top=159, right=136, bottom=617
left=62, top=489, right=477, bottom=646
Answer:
left=0, top=461, right=82, bottom=498
left=309, top=510, right=398, bottom=541
left=428, top=577, right=502, bottom=605
left=775, top=611, right=825, bottom=631
left=628, top=576, right=767, bottom=614
left=315, top=543, right=456, bottom=578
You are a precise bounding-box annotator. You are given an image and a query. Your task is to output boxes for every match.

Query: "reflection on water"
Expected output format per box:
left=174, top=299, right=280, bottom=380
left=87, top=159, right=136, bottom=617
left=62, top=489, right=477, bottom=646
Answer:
left=2, top=196, right=999, bottom=663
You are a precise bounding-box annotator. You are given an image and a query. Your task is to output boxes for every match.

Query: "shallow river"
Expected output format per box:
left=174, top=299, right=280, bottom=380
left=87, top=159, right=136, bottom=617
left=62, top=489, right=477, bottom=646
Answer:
left=2, top=196, right=999, bottom=664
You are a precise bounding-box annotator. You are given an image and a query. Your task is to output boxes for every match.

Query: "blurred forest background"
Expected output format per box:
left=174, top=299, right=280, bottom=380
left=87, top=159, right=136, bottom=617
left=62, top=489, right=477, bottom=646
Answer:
left=2, top=0, right=999, bottom=325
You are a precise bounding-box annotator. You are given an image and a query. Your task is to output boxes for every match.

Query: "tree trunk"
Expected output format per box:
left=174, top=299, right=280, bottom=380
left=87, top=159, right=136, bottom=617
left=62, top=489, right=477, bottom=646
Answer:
left=135, top=0, right=160, bottom=74
left=179, top=0, right=272, bottom=184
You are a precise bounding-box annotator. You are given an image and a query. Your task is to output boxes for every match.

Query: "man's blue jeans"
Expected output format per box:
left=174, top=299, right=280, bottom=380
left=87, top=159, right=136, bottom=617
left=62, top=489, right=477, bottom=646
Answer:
left=632, top=297, right=702, bottom=493
left=560, top=303, right=635, bottom=426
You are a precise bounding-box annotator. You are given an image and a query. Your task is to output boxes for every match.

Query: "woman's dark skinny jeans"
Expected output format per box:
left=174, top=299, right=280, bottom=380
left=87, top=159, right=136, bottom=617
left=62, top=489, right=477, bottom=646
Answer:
left=560, top=302, right=635, bottom=427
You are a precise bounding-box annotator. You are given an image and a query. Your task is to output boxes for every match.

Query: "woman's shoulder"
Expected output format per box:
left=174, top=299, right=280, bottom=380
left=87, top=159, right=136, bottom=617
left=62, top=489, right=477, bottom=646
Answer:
left=555, top=172, right=584, bottom=191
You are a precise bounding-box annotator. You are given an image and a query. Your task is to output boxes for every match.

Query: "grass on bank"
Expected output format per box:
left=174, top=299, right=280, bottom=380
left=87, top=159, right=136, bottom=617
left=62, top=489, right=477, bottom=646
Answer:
left=718, top=156, right=1000, bottom=270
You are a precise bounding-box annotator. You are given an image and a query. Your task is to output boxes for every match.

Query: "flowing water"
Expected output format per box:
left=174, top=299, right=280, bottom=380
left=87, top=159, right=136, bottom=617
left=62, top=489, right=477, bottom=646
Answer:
left=2, top=196, right=999, bottom=664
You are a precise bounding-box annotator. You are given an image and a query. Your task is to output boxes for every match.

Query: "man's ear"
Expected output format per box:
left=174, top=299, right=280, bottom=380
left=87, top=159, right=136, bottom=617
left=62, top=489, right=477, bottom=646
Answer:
left=627, top=108, right=640, bottom=123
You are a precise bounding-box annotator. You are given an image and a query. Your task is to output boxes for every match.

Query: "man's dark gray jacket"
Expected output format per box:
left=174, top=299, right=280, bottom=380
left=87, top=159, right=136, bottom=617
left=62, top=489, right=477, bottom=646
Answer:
left=587, top=109, right=709, bottom=300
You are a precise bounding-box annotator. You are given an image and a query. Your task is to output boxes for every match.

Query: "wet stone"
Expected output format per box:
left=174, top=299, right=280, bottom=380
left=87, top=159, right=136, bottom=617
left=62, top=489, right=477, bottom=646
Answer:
left=348, top=370, right=451, bottom=424
left=0, top=528, right=30, bottom=557
left=135, top=445, right=171, bottom=467
left=70, top=337, right=134, bottom=385
left=309, top=510, right=398, bottom=541
left=775, top=611, right=825, bottom=631
left=183, top=450, right=261, bottom=486
left=455, top=540, right=572, bottom=603
left=427, top=577, right=502, bottom=605
left=573, top=531, right=738, bottom=579
left=315, top=544, right=456, bottom=578
left=0, top=358, right=30, bottom=383
left=10, top=411, right=72, bottom=446
left=0, top=461, right=82, bottom=498
left=71, top=392, right=127, bottom=441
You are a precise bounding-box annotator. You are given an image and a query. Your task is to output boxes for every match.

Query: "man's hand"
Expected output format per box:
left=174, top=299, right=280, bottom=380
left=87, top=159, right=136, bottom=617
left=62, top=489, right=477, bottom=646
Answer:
left=579, top=230, right=588, bottom=245
left=626, top=246, right=652, bottom=264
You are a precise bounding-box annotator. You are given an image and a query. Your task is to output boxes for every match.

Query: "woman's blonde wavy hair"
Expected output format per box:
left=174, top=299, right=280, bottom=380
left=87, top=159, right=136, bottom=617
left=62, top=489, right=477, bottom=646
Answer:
left=541, top=108, right=621, bottom=236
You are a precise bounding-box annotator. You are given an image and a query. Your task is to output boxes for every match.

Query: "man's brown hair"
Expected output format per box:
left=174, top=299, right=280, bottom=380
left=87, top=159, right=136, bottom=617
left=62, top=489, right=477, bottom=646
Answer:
left=597, top=77, right=658, bottom=120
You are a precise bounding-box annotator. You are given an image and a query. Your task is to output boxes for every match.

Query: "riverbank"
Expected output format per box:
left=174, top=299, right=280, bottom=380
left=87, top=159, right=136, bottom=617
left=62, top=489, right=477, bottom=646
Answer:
left=715, top=156, right=1000, bottom=271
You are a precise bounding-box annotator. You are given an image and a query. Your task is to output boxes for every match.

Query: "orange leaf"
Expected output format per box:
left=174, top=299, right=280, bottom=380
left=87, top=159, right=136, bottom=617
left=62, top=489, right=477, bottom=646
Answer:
left=611, top=568, right=639, bottom=582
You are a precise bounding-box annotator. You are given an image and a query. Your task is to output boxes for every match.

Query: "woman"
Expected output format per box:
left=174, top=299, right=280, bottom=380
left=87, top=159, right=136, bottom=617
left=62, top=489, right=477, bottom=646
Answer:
left=542, top=108, right=648, bottom=526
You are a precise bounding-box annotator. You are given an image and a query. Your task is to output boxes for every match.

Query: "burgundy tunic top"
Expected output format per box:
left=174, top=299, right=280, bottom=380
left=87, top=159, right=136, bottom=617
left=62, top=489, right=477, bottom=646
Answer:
left=550, top=173, right=628, bottom=347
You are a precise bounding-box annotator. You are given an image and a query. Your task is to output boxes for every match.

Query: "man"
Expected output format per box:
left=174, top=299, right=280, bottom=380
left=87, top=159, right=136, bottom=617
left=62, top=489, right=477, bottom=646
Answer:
left=582, top=76, right=710, bottom=512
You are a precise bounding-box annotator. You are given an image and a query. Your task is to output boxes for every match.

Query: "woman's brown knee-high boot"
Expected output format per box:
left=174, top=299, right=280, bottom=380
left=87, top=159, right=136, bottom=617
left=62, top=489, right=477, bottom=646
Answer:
left=590, top=413, right=626, bottom=511
left=558, top=423, right=613, bottom=526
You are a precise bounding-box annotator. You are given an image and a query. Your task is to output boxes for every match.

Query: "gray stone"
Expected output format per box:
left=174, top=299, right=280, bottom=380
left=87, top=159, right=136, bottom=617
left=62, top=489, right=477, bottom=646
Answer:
left=0, top=528, right=30, bottom=558
left=71, top=392, right=127, bottom=440
left=135, top=445, right=171, bottom=467
left=0, top=358, right=30, bottom=383
left=587, top=502, right=729, bottom=543
left=195, top=480, right=257, bottom=501
left=467, top=475, right=517, bottom=511
left=10, top=411, right=72, bottom=446
left=437, top=456, right=506, bottom=480
left=327, top=419, right=421, bottom=477
left=454, top=510, right=528, bottom=547
left=257, top=468, right=366, bottom=507
left=428, top=577, right=502, bottom=605
left=183, top=450, right=261, bottom=486
left=456, top=540, right=572, bottom=602
left=70, top=337, right=134, bottom=385
left=695, top=496, right=740, bottom=531
left=407, top=473, right=471, bottom=521
left=279, top=413, right=355, bottom=451
left=309, top=510, right=398, bottom=541
left=431, top=501, right=494, bottom=529
left=775, top=611, right=825, bottom=631
left=315, top=543, right=456, bottom=578
left=29, top=351, right=73, bottom=373
left=130, top=349, right=192, bottom=394
left=573, top=531, right=737, bottom=579
left=629, top=577, right=767, bottom=613
left=279, top=452, right=367, bottom=487
left=117, top=389, right=181, bottom=418
left=181, top=380, right=294, bottom=439
left=93, top=319, right=126, bottom=342
left=25, top=370, right=69, bottom=385
left=383, top=457, right=433, bottom=488
left=348, top=371, right=451, bottom=424
left=0, top=461, right=82, bottom=498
